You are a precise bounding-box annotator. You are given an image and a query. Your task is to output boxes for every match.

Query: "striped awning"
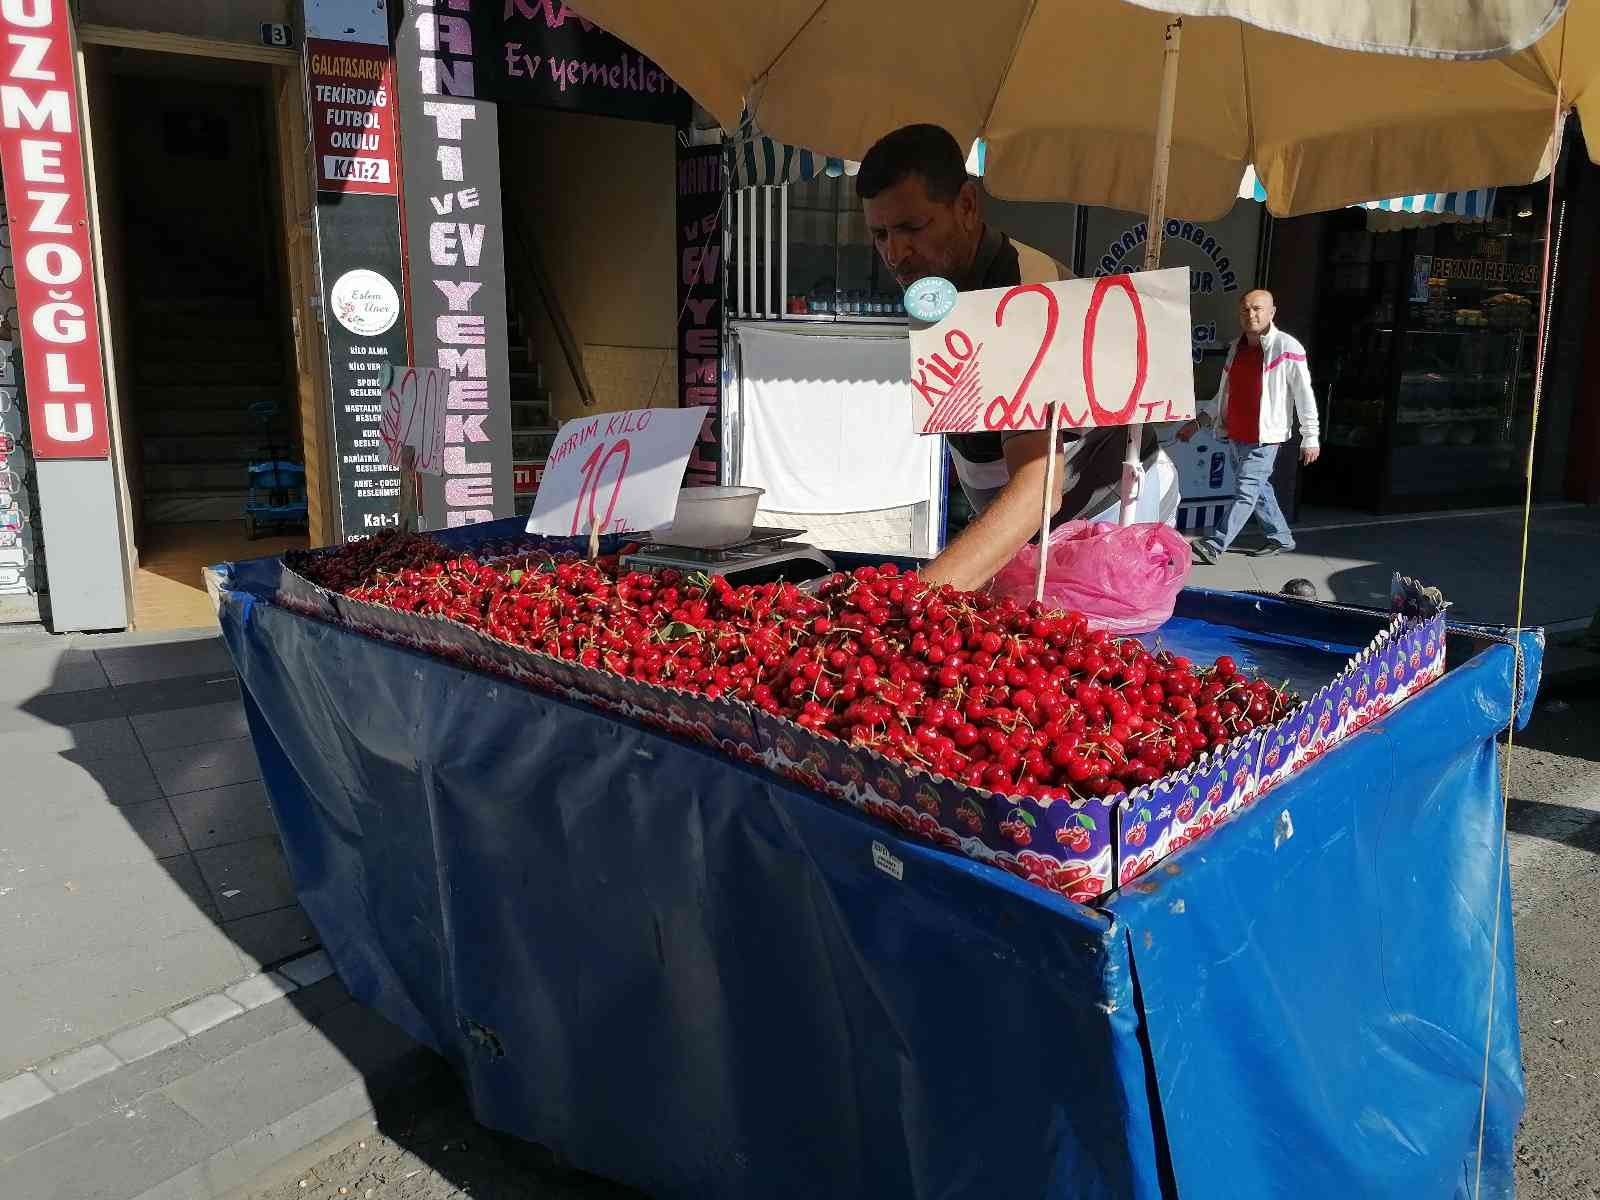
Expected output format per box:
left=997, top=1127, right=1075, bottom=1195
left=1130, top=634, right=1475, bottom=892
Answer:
left=1236, top=165, right=1496, bottom=221
left=729, top=124, right=978, bottom=188
left=730, top=134, right=857, bottom=188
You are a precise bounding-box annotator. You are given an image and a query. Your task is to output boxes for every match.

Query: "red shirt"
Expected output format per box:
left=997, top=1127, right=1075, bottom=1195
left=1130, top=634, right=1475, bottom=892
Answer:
left=1225, top=338, right=1265, bottom=443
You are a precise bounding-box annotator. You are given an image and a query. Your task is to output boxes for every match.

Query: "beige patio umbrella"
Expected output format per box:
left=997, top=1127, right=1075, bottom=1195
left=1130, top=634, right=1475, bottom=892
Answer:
left=582, top=0, right=1586, bottom=557
left=571, top=0, right=1587, bottom=219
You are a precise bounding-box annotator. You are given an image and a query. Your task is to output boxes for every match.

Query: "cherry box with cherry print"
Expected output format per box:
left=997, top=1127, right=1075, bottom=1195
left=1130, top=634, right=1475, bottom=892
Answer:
left=1113, top=579, right=1449, bottom=889
left=1116, top=728, right=1266, bottom=888
left=329, top=564, right=1124, bottom=907
left=753, top=706, right=1119, bottom=905
left=275, top=564, right=342, bottom=625
left=280, top=535, right=766, bottom=755
left=329, top=584, right=766, bottom=757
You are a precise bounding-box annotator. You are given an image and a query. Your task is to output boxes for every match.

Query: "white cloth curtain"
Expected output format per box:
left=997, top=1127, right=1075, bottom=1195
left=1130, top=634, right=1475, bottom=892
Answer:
left=736, top=326, right=938, bottom=515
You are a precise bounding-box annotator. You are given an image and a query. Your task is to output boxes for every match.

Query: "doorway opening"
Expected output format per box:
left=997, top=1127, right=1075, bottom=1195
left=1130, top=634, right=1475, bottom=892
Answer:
left=85, top=46, right=312, bottom=629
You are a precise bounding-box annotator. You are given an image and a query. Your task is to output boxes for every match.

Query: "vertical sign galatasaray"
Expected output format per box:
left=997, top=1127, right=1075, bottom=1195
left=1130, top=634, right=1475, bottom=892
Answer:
left=307, top=41, right=399, bottom=195
left=305, top=1, right=410, bottom=540
left=0, top=0, right=111, bottom=459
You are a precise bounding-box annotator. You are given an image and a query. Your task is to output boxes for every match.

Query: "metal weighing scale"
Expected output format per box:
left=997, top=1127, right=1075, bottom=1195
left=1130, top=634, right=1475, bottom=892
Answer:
left=620, top=527, right=836, bottom=586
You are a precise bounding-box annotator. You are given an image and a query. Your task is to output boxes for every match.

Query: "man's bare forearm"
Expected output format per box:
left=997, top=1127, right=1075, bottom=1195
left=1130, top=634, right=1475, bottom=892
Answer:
left=920, top=453, right=1064, bottom=592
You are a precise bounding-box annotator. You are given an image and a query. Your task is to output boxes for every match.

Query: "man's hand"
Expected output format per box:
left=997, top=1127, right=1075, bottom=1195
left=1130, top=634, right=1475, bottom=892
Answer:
left=919, top=432, right=1063, bottom=592
left=1175, top=413, right=1211, bottom=443
left=1301, top=445, right=1321, bottom=466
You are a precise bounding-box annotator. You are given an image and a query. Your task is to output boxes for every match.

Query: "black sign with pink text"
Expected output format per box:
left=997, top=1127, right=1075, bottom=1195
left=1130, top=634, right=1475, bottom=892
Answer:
left=481, top=1, right=688, bottom=124
left=676, top=143, right=723, bottom=485
left=394, top=0, right=515, bottom=529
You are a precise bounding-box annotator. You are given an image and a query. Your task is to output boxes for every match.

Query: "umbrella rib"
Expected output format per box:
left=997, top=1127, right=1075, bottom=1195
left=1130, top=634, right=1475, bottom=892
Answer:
left=1238, top=23, right=1257, bottom=171
left=750, top=0, right=836, bottom=108
left=979, top=0, right=1042, bottom=141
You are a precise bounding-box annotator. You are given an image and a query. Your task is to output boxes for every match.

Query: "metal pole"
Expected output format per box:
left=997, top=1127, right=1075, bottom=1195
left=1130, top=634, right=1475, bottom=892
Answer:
left=749, top=186, right=759, bottom=318
left=736, top=188, right=746, bottom=317
left=764, top=185, right=775, bottom=317
left=1119, top=16, right=1183, bottom=527
left=779, top=182, right=789, bottom=315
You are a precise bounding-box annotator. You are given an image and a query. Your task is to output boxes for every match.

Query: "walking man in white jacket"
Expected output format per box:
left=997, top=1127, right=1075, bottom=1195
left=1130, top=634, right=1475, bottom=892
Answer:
left=1178, top=289, right=1319, bottom=562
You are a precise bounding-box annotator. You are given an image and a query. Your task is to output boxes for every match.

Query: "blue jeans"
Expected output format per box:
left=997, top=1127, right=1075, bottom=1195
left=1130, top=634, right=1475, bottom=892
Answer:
left=1204, top=441, right=1295, bottom=552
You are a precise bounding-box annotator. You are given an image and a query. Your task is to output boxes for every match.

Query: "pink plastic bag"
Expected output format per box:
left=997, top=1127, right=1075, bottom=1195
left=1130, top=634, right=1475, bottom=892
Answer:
left=989, top=520, right=1191, bottom=635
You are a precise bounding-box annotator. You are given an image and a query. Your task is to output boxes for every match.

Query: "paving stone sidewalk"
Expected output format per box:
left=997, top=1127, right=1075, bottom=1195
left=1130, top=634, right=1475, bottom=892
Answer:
left=1186, top=501, right=1600, bottom=628
left=0, top=949, right=442, bottom=1200
left=0, top=623, right=444, bottom=1200
left=0, top=625, right=321, bottom=1076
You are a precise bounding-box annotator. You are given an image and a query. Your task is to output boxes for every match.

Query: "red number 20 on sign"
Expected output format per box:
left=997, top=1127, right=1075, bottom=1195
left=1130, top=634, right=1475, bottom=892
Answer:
left=909, top=268, right=1192, bottom=435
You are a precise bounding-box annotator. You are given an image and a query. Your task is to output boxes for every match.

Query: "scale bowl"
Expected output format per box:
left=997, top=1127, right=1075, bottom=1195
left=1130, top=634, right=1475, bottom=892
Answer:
left=655, top=486, right=765, bottom=549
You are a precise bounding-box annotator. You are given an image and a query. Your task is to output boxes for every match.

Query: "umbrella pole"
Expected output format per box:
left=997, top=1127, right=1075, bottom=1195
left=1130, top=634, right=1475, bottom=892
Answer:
left=1118, top=16, right=1183, bottom=527
left=1036, top=16, right=1182, bottom=602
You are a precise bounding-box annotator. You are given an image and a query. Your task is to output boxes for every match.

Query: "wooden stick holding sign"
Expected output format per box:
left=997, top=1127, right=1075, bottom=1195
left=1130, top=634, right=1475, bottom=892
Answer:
left=906, top=269, right=1195, bottom=599
left=1035, top=385, right=1065, bottom=606
left=526, top=405, right=710, bottom=545
left=379, top=364, right=448, bottom=532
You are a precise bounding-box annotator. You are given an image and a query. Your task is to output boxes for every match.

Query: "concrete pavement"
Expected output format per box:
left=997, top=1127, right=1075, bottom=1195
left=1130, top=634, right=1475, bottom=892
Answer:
left=1187, top=501, right=1600, bottom=627
left=0, top=622, right=439, bottom=1200
left=0, top=623, right=317, bottom=1075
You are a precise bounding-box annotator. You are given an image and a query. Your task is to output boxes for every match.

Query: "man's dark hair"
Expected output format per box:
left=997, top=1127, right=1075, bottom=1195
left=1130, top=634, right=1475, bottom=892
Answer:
left=856, top=124, right=969, bottom=204
left=1281, top=578, right=1318, bottom=601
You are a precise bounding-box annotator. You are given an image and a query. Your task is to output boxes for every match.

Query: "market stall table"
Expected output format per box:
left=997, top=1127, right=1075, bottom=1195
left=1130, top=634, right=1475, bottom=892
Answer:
left=214, top=523, right=1539, bottom=1200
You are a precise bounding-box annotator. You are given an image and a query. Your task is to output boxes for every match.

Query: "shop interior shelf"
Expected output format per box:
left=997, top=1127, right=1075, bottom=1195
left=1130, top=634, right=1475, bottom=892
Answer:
left=1394, top=408, right=1508, bottom=424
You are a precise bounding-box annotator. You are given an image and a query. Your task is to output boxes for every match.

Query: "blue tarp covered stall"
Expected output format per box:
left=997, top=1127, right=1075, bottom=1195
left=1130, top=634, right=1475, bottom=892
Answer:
left=215, top=525, right=1539, bottom=1200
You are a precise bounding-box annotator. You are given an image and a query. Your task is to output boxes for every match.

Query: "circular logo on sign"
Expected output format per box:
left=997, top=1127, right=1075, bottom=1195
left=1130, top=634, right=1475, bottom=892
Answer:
left=903, top=276, right=957, bottom=323
left=329, top=269, right=400, bottom=337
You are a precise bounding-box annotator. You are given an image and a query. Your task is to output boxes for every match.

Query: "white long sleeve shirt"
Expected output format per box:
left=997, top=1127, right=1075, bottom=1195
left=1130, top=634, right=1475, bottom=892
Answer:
left=1206, top=325, right=1320, bottom=449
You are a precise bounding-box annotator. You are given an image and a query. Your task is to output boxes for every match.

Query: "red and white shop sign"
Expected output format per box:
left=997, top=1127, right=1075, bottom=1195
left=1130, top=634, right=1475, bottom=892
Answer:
left=307, top=39, right=399, bottom=195
left=512, top=462, right=542, bottom=494
left=0, top=0, right=111, bottom=459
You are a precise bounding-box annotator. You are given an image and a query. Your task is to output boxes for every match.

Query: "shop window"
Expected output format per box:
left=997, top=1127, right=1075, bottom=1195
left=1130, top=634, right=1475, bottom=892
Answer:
left=1311, top=188, right=1547, bottom=511
left=727, top=175, right=904, bottom=321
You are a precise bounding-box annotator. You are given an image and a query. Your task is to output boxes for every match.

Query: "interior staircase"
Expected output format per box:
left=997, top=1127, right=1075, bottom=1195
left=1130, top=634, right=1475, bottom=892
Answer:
left=505, top=267, right=557, bottom=515
left=134, top=294, right=295, bottom=526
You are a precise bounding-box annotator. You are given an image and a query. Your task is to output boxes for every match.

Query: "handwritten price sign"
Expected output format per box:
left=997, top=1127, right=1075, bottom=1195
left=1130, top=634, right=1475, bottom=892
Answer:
left=378, top=365, right=447, bottom=475
left=908, top=267, right=1195, bottom=434
left=526, top=405, right=708, bottom=537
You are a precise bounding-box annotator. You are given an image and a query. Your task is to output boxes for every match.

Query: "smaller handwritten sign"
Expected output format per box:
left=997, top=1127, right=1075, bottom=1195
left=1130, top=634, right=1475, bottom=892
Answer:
left=909, top=268, right=1195, bottom=434
left=526, top=406, right=708, bottom=536
left=378, top=364, right=447, bottom=475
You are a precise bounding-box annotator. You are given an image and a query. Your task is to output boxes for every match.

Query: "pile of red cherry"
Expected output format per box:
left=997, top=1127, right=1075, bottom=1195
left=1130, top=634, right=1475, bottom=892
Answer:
left=297, top=534, right=1299, bottom=805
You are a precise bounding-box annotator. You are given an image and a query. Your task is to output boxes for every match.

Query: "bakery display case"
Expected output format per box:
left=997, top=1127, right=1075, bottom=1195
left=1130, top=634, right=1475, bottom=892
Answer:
left=1306, top=196, right=1544, bottom=513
